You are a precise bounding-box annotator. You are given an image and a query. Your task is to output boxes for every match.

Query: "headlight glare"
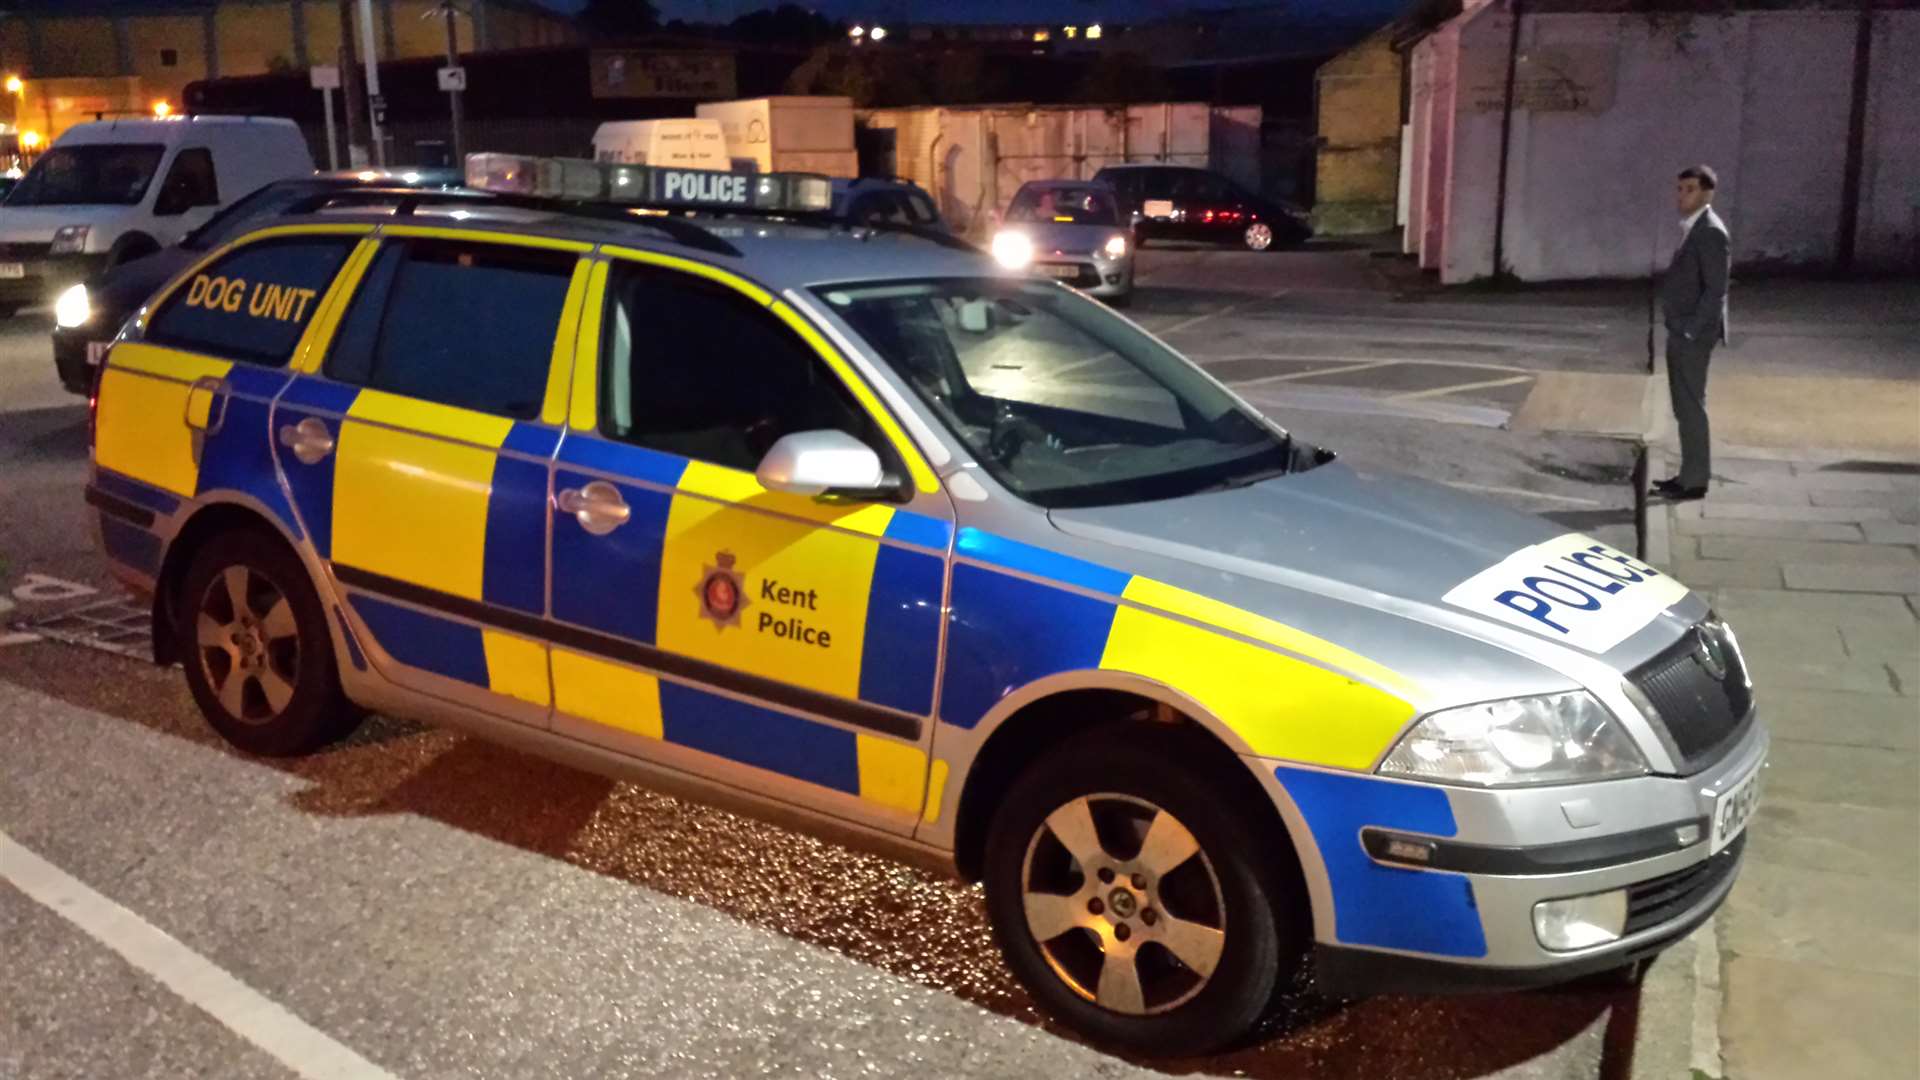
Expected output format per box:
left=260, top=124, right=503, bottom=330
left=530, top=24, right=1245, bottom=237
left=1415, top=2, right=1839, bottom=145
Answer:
left=55, top=283, right=93, bottom=328
left=1102, top=234, right=1128, bottom=259
left=50, top=224, right=91, bottom=255
left=990, top=231, right=1033, bottom=270
left=1379, top=691, right=1646, bottom=786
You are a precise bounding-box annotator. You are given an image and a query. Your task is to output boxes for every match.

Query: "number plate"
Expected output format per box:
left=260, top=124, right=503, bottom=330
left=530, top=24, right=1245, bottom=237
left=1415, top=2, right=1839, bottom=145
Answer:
left=86, top=340, right=110, bottom=368
left=1037, top=263, right=1081, bottom=280
left=0, top=263, right=23, bottom=279
left=1711, top=761, right=1762, bottom=854
left=1142, top=199, right=1174, bottom=219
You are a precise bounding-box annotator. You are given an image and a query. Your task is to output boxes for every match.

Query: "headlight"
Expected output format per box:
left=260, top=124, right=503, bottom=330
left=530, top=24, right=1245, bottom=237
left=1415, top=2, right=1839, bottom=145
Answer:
left=1101, top=234, right=1128, bottom=259
left=1378, top=691, right=1647, bottom=787
left=54, top=283, right=92, bottom=329
left=990, top=231, right=1033, bottom=270
left=49, top=225, right=91, bottom=255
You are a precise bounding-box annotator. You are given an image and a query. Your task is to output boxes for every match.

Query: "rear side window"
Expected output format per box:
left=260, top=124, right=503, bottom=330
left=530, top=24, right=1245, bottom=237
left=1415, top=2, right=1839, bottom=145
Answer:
left=146, top=237, right=354, bottom=366
left=325, top=238, right=574, bottom=419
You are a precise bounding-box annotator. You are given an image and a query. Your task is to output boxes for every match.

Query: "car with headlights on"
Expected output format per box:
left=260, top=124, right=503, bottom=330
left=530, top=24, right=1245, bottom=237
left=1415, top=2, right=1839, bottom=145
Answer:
left=52, top=168, right=465, bottom=395
left=85, top=153, right=1764, bottom=1058
left=990, top=179, right=1134, bottom=304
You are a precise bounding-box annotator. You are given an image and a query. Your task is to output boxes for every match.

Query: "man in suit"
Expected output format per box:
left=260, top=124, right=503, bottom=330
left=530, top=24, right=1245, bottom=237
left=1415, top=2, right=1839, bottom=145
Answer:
left=1654, top=165, right=1731, bottom=500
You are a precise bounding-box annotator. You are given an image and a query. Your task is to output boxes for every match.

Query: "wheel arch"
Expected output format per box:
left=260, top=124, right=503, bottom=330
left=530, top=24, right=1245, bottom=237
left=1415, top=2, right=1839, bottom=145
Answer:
left=150, top=492, right=326, bottom=667
left=946, top=670, right=1318, bottom=924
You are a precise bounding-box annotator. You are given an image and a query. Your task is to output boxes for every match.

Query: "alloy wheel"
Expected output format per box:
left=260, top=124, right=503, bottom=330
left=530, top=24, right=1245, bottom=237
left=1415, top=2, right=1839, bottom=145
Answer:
left=195, top=564, right=301, bottom=723
left=1020, top=793, right=1227, bottom=1015
left=1244, top=223, right=1274, bottom=251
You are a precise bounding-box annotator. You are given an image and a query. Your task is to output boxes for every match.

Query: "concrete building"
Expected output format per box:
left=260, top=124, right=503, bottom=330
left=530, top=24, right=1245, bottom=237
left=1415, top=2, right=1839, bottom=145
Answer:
left=1404, top=0, right=1920, bottom=283
left=0, top=0, right=573, bottom=143
left=1313, top=24, right=1403, bottom=235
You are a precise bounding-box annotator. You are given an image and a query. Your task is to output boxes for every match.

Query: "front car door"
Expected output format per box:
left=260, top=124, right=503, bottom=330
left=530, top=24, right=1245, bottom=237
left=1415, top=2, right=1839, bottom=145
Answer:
left=273, top=227, right=590, bottom=726
left=545, top=248, right=954, bottom=836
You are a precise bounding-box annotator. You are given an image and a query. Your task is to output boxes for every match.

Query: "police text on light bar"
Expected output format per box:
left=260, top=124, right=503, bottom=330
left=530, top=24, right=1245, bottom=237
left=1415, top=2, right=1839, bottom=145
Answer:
left=464, top=153, right=832, bottom=214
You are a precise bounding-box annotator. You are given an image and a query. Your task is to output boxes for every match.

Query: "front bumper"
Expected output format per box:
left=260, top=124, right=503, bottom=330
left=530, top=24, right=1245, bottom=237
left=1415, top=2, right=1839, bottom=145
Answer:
left=53, top=326, right=113, bottom=395
left=1256, top=715, right=1767, bottom=996
left=1029, top=257, right=1133, bottom=299
left=0, top=252, right=110, bottom=306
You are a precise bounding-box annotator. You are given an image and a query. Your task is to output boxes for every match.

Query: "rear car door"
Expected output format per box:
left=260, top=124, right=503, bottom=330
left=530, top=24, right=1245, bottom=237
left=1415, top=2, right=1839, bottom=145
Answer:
left=544, top=251, right=954, bottom=835
left=92, top=228, right=363, bottom=587
left=272, top=229, right=590, bottom=726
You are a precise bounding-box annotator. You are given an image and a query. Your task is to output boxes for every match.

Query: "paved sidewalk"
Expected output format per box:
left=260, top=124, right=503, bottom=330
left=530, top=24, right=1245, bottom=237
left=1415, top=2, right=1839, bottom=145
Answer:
left=1642, top=454, right=1920, bottom=1079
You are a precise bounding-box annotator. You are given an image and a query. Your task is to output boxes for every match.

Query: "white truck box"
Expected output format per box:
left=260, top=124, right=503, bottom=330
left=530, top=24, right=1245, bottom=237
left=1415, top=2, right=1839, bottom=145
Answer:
left=695, top=97, right=856, bottom=177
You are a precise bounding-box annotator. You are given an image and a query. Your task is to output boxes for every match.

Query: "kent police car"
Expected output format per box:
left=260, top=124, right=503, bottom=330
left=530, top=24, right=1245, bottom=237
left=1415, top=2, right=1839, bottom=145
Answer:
left=84, top=154, right=1764, bottom=1056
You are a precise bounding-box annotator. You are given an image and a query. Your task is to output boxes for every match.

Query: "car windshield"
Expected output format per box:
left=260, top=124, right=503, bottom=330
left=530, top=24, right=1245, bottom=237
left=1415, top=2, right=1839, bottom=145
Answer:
left=183, top=181, right=325, bottom=250
left=816, top=278, right=1293, bottom=509
left=6, top=144, right=166, bottom=206
left=1006, top=186, right=1119, bottom=226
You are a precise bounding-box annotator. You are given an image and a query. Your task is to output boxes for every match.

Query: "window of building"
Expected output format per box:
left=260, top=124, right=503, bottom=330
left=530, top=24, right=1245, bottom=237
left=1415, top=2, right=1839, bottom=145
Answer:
left=598, top=265, right=881, bottom=472
left=146, top=238, right=355, bottom=367
left=325, top=239, right=574, bottom=419
left=160, top=48, right=179, bottom=67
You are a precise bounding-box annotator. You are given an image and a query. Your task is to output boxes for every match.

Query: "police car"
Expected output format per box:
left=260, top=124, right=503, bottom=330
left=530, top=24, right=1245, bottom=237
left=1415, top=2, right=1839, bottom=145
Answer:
left=85, top=154, right=1765, bottom=1056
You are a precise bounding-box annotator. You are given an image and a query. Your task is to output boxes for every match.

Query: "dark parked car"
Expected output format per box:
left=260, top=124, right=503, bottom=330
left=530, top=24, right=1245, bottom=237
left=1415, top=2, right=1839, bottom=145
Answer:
left=51, top=168, right=462, bottom=394
left=1093, top=164, right=1311, bottom=251
left=830, top=177, right=951, bottom=234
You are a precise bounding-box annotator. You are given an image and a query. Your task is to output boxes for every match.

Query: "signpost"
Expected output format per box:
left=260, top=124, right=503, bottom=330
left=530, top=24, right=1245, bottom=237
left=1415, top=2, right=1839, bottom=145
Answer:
left=310, top=64, right=341, bottom=170
left=433, top=2, right=466, bottom=165
left=356, top=0, right=386, bottom=166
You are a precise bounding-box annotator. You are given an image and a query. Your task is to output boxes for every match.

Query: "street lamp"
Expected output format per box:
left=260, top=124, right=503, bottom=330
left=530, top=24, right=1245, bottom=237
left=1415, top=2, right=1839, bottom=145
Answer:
left=152, top=100, right=172, bottom=117
left=4, top=75, right=21, bottom=95
left=870, top=26, right=887, bottom=41
left=20, top=130, right=40, bottom=149
left=1087, top=24, right=1103, bottom=40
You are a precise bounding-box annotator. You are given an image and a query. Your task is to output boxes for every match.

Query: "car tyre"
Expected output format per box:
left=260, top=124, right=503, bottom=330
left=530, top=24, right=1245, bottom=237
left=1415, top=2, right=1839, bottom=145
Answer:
left=1243, top=223, right=1275, bottom=251
left=179, top=530, right=361, bottom=756
left=984, top=723, right=1306, bottom=1057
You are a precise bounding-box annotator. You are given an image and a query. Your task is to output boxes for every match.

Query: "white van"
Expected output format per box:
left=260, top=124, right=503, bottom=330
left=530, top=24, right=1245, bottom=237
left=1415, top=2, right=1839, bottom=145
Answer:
left=0, top=115, right=314, bottom=317
left=590, top=118, right=729, bottom=170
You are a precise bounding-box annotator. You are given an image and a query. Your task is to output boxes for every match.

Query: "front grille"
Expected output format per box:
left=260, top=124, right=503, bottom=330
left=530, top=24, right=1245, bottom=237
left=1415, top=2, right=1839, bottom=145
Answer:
left=1630, top=624, right=1753, bottom=771
left=1624, top=833, right=1745, bottom=934
left=0, top=241, right=52, bottom=259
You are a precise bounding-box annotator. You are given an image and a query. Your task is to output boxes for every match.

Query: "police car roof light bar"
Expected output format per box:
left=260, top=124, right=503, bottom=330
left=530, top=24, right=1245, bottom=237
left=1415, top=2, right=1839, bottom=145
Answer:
left=286, top=184, right=743, bottom=258
left=465, top=153, right=834, bottom=217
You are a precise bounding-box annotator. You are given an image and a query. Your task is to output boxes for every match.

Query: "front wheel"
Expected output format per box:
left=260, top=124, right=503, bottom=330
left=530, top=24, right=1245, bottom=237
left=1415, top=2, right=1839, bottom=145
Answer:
left=179, top=531, right=361, bottom=756
left=1243, top=222, right=1275, bottom=251
left=984, top=725, right=1307, bottom=1056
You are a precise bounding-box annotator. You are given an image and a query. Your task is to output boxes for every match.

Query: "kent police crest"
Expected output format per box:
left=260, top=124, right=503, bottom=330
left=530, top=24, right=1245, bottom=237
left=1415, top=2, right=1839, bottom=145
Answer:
left=697, top=550, right=748, bottom=630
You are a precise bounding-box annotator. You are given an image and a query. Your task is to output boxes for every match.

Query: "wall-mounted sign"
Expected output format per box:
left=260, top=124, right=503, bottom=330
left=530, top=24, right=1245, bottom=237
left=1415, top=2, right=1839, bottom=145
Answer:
left=590, top=50, right=736, bottom=100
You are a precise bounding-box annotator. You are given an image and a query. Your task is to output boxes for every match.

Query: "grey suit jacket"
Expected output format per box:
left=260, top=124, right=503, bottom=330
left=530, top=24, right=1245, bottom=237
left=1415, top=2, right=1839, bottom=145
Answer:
left=1661, top=207, right=1731, bottom=345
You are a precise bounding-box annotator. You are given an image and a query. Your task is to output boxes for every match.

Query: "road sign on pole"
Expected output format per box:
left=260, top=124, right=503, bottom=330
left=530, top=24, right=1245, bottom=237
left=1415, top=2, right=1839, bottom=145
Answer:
left=434, top=1, right=466, bottom=164
left=311, top=65, right=342, bottom=169
left=436, top=66, right=466, bottom=92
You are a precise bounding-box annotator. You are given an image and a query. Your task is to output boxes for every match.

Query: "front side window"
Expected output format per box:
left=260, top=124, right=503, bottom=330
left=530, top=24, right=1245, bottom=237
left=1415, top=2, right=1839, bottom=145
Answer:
left=146, top=237, right=355, bottom=366
left=600, top=264, right=882, bottom=472
left=1005, top=185, right=1120, bottom=226
left=6, top=143, right=166, bottom=206
left=817, top=279, right=1292, bottom=509
left=325, top=239, right=573, bottom=419
left=154, top=148, right=220, bottom=215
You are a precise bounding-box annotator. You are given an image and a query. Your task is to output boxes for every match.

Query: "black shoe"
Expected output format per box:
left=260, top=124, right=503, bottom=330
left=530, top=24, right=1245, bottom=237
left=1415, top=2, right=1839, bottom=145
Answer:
left=1652, top=478, right=1708, bottom=500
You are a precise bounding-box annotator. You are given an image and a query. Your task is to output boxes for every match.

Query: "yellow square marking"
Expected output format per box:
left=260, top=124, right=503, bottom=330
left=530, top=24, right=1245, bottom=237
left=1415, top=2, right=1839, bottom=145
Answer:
left=655, top=471, right=884, bottom=701
left=93, top=345, right=234, bottom=496
left=1101, top=605, right=1415, bottom=769
left=1120, top=577, right=1423, bottom=701
left=551, top=649, right=664, bottom=739
left=857, top=735, right=927, bottom=816
left=482, top=630, right=551, bottom=707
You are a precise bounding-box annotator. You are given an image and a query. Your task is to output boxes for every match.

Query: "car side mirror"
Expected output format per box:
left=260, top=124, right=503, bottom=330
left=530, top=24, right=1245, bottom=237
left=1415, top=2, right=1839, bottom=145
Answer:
left=756, top=430, right=899, bottom=499
left=1129, top=209, right=1143, bottom=226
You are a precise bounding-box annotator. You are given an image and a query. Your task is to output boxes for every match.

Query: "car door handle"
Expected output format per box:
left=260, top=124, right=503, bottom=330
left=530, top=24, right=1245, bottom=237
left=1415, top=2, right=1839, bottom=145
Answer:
left=277, top=417, right=336, bottom=465
left=557, top=481, right=630, bottom=536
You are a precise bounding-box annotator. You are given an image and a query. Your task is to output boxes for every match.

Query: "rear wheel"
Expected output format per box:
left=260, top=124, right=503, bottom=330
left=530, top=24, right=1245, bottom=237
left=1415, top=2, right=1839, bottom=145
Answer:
left=1243, top=223, right=1275, bottom=251
left=179, top=531, right=361, bottom=756
left=984, top=725, right=1306, bottom=1056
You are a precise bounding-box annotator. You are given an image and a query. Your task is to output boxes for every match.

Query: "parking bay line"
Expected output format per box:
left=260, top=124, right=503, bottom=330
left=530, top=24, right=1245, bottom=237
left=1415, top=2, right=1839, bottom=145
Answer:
left=1144, top=287, right=1293, bottom=338
left=0, top=829, right=399, bottom=1080
left=1390, top=374, right=1535, bottom=402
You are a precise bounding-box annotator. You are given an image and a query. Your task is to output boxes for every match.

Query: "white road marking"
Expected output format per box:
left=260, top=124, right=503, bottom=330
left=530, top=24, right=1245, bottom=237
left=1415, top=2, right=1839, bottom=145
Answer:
left=0, top=632, right=41, bottom=647
left=0, top=830, right=400, bottom=1080
left=1145, top=287, right=1291, bottom=337
left=11, top=573, right=98, bottom=603
left=1227, top=359, right=1402, bottom=388
left=1390, top=374, right=1535, bottom=402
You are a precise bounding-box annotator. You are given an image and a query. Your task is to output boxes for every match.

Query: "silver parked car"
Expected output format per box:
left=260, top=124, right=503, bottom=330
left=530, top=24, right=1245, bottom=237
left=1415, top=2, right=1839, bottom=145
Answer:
left=991, top=179, right=1135, bottom=304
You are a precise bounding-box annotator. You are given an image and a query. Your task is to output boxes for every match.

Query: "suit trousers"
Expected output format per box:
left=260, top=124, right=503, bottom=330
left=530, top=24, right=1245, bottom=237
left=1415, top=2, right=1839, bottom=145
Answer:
left=1666, top=332, right=1716, bottom=488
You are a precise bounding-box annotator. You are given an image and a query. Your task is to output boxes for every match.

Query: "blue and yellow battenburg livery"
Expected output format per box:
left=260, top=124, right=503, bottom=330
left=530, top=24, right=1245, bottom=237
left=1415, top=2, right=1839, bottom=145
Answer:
left=87, top=156, right=1764, bottom=1054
